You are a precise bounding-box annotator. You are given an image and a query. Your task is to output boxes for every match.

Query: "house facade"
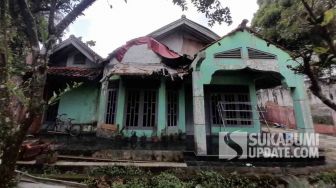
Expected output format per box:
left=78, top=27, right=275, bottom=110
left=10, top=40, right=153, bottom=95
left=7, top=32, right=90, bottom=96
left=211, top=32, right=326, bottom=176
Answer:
left=44, top=16, right=314, bottom=155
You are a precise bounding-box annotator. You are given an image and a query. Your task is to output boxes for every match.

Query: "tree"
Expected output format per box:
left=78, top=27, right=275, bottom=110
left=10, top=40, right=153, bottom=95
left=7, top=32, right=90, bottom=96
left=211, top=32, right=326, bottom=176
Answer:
left=252, top=0, right=336, bottom=110
left=0, top=0, right=232, bottom=187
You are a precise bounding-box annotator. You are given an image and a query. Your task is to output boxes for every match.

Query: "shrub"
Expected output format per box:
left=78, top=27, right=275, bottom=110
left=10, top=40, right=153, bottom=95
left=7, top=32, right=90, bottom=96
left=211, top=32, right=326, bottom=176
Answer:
left=114, top=177, right=150, bottom=188
left=151, top=172, right=185, bottom=188
left=312, top=115, right=334, bottom=125
left=89, top=166, right=144, bottom=178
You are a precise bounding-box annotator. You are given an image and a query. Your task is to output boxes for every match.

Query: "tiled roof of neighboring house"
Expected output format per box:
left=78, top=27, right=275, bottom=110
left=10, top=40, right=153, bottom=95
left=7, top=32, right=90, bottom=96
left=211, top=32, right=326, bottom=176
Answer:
left=48, top=67, right=102, bottom=80
left=52, top=35, right=103, bottom=62
left=148, top=15, right=220, bottom=43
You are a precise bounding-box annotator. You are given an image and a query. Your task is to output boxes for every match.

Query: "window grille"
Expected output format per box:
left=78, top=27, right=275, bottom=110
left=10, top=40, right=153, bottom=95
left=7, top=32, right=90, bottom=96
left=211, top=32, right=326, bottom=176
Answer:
left=125, top=89, right=157, bottom=128
left=167, top=90, right=178, bottom=127
left=105, top=88, right=118, bottom=124
left=125, top=90, right=140, bottom=127
left=210, top=94, right=222, bottom=125
left=247, top=47, right=276, bottom=59
left=210, top=93, right=252, bottom=126
left=214, top=48, right=242, bottom=58
left=143, top=90, right=156, bottom=127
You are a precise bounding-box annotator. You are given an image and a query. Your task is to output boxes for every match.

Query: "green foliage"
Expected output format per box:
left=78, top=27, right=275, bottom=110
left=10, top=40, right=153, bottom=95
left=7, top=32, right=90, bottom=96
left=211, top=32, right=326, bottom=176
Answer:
left=192, top=171, right=279, bottom=188
left=43, top=166, right=60, bottom=174
left=171, top=0, right=232, bottom=26
left=312, top=115, right=334, bottom=124
left=114, top=177, right=150, bottom=188
left=282, top=176, right=310, bottom=188
left=89, top=166, right=144, bottom=178
left=252, top=0, right=336, bottom=67
left=48, top=81, right=83, bottom=105
left=309, top=171, right=336, bottom=186
left=321, top=9, right=336, bottom=26
left=151, top=172, right=185, bottom=188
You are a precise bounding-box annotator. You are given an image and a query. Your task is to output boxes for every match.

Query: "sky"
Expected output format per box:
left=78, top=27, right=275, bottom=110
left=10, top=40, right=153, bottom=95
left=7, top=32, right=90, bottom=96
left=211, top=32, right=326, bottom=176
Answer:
left=67, top=0, right=259, bottom=57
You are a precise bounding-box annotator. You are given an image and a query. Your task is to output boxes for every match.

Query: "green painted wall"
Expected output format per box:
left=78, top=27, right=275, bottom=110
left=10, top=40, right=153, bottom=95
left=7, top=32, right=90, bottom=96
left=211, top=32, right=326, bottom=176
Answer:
left=58, top=83, right=99, bottom=124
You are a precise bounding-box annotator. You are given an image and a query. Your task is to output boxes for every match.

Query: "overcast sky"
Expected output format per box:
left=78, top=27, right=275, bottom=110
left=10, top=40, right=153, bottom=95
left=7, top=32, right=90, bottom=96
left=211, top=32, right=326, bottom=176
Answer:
left=67, top=0, right=259, bottom=57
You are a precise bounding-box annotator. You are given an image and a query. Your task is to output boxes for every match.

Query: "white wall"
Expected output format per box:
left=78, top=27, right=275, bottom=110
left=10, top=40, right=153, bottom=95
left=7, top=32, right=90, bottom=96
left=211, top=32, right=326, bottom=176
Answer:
left=122, top=44, right=161, bottom=64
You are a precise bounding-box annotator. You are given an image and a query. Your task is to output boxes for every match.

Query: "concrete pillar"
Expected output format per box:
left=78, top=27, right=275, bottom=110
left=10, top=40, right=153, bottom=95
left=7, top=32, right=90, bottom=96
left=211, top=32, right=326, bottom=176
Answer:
left=157, top=78, right=167, bottom=135
left=290, top=86, right=314, bottom=133
left=115, top=78, right=126, bottom=130
left=249, top=84, right=261, bottom=132
left=97, top=80, right=108, bottom=125
left=178, top=84, right=186, bottom=132
left=192, top=71, right=207, bottom=155
left=96, top=80, right=108, bottom=137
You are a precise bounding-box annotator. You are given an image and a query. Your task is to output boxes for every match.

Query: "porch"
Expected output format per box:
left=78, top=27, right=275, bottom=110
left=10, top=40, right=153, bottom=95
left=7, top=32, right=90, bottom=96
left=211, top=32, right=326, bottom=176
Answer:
left=189, top=27, right=315, bottom=155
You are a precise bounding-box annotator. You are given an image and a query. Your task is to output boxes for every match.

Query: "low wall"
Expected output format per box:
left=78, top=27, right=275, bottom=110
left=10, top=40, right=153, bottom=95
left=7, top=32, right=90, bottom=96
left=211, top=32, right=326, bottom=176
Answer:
left=314, top=124, right=336, bottom=135
left=264, top=102, right=296, bottom=129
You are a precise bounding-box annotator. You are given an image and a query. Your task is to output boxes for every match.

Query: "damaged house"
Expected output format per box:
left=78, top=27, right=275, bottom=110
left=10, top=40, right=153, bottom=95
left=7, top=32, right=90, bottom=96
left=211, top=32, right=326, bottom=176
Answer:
left=43, top=16, right=314, bottom=156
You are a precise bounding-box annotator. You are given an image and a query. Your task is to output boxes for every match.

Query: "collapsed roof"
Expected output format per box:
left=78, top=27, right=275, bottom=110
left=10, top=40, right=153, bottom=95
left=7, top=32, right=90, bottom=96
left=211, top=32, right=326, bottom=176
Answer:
left=105, top=36, right=190, bottom=79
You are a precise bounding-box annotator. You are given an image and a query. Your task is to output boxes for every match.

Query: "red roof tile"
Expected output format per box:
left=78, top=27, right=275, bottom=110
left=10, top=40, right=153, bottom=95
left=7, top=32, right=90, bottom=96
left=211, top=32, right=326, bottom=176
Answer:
left=48, top=67, right=101, bottom=80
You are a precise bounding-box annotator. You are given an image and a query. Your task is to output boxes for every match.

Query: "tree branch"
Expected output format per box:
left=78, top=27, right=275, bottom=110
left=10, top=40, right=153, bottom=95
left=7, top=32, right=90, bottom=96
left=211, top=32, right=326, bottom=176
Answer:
left=48, top=0, right=56, bottom=35
left=17, top=0, right=40, bottom=55
left=54, top=0, right=96, bottom=37
left=301, top=0, right=318, bottom=23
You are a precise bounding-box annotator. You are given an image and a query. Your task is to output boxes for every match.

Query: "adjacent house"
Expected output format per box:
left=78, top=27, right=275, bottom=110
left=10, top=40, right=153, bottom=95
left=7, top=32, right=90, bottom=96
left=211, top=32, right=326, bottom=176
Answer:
left=44, top=35, right=103, bottom=125
left=44, top=16, right=314, bottom=156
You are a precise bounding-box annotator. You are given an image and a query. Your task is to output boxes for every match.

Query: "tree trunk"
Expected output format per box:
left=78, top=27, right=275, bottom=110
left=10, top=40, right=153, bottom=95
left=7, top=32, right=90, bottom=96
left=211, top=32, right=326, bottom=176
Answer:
left=303, top=58, right=336, bottom=111
left=0, top=1, right=97, bottom=186
left=0, top=53, right=43, bottom=187
left=0, top=105, right=37, bottom=187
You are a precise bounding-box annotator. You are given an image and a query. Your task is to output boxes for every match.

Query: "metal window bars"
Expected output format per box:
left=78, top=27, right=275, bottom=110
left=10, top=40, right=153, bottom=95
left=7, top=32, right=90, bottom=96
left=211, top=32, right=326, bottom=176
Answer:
left=217, top=101, right=270, bottom=132
left=105, top=89, right=118, bottom=124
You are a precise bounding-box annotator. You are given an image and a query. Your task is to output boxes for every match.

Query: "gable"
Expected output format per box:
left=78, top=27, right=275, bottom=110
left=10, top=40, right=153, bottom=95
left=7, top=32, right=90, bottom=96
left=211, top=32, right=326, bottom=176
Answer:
left=148, top=16, right=219, bottom=43
left=193, top=28, right=302, bottom=88
left=50, top=46, right=98, bottom=68
left=157, top=31, right=207, bottom=57
left=52, top=36, right=102, bottom=63
left=147, top=16, right=220, bottom=58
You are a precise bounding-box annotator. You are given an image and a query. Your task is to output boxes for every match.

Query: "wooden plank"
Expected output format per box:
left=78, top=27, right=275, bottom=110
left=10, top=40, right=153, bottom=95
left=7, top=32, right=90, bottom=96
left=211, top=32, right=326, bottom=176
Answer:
left=58, top=155, right=152, bottom=163
left=100, top=124, right=118, bottom=132
left=54, top=161, right=187, bottom=168
left=16, top=170, right=88, bottom=188
left=17, top=159, right=188, bottom=167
